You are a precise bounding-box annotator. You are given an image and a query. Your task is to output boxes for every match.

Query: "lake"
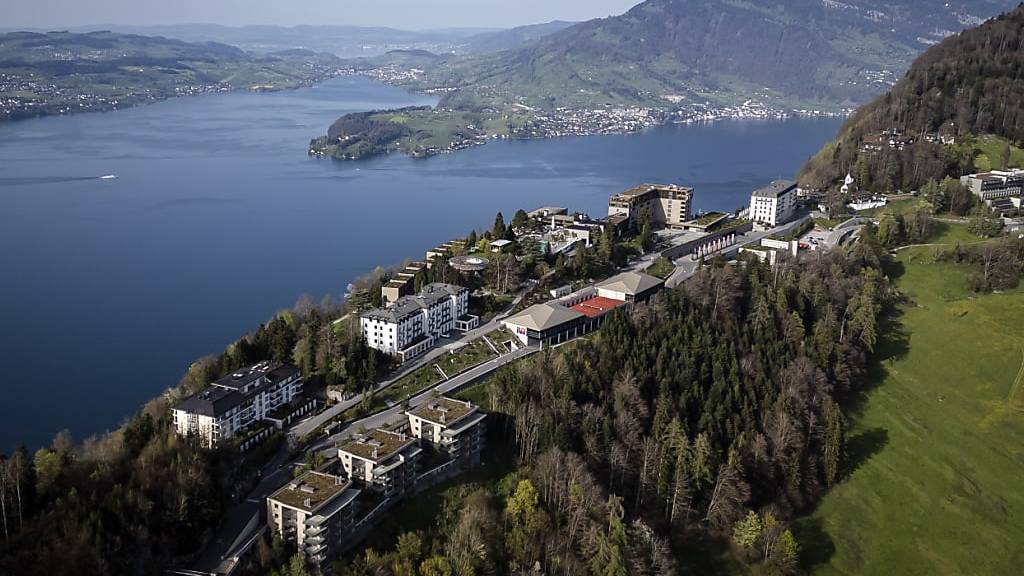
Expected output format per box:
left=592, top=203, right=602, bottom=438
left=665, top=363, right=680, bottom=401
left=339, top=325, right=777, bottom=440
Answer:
left=0, top=76, right=842, bottom=452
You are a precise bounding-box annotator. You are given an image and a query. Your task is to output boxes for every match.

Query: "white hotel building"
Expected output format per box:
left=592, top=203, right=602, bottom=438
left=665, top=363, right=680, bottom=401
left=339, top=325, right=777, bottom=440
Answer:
left=172, top=361, right=302, bottom=447
left=360, top=283, right=476, bottom=363
left=749, top=180, right=797, bottom=229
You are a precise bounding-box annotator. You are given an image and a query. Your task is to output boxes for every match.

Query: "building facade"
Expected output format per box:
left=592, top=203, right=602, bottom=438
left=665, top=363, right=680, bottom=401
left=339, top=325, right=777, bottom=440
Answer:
left=607, top=184, right=694, bottom=230
left=361, top=283, right=473, bottom=363
left=172, top=362, right=303, bottom=447
left=266, top=471, right=361, bottom=568
left=749, top=180, right=797, bottom=228
left=961, top=170, right=1024, bottom=201
left=407, top=397, right=487, bottom=465
left=338, top=429, right=422, bottom=499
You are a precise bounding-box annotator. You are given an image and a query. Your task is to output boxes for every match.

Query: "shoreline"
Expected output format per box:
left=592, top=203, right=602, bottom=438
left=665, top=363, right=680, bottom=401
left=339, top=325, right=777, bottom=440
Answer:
left=309, top=99, right=851, bottom=162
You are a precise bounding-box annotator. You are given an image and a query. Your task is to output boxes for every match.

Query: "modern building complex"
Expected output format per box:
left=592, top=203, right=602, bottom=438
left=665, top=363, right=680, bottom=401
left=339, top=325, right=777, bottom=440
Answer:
left=361, top=283, right=477, bottom=363
left=595, top=270, right=664, bottom=303
left=607, top=183, right=694, bottom=230
left=503, top=271, right=664, bottom=347
left=172, top=362, right=304, bottom=448
left=749, top=180, right=797, bottom=228
left=266, top=471, right=361, bottom=568
left=338, top=429, right=422, bottom=499
left=960, top=169, right=1024, bottom=201
left=407, top=396, right=487, bottom=464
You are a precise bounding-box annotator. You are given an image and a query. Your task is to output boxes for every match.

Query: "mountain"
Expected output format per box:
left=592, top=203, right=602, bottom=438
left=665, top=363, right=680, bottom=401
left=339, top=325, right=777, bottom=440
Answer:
left=799, top=4, right=1024, bottom=192
left=414, top=0, right=1018, bottom=112
left=59, top=24, right=495, bottom=58
left=457, top=21, right=577, bottom=54
left=0, top=30, right=342, bottom=121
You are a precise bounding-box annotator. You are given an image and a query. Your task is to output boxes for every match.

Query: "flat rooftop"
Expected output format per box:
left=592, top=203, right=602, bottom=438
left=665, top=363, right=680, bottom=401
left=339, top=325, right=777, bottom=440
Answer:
left=528, top=206, right=568, bottom=218
left=613, top=183, right=693, bottom=199
left=752, top=180, right=796, bottom=198
left=408, top=396, right=478, bottom=426
left=339, top=429, right=415, bottom=463
left=570, top=296, right=626, bottom=318
left=269, top=471, right=350, bottom=513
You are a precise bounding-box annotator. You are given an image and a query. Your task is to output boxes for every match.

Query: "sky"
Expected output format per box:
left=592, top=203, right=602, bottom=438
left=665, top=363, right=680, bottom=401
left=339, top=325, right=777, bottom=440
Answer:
left=4, top=0, right=642, bottom=30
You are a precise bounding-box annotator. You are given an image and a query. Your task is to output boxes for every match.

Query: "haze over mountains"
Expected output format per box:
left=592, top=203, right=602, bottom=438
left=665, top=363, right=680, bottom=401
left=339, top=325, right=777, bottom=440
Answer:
left=412, top=0, right=1021, bottom=111
left=9, top=22, right=577, bottom=59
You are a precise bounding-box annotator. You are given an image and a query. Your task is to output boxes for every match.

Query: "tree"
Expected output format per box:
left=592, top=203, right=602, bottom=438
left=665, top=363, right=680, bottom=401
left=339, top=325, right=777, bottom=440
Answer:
left=945, top=177, right=974, bottom=216
left=876, top=213, right=904, bottom=247
left=732, top=510, right=762, bottom=550
left=32, top=448, right=63, bottom=497
left=823, top=399, right=844, bottom=487
left=920, top=178, right=943, bottom=211
left=968, top=206, right=1003, bottom=238
left=492, top=212, right=506, bottom=240
left=506, top=479, right=548, bottom=571
left=585, top=496, right=628, bottom=576
left=999, top=141, right=1012, bottom=170
left=512, top=209, right=530, bottom=230
left=420, top=556, right=454, bottom=576
left=0, top=456, right=9, bottom=546
left=705, top=450, right=750, bottom=530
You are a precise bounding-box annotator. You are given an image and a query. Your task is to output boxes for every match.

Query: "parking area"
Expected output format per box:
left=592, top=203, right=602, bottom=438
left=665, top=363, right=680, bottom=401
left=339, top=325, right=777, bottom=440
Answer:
left=799, top=226, right=830, bottom=249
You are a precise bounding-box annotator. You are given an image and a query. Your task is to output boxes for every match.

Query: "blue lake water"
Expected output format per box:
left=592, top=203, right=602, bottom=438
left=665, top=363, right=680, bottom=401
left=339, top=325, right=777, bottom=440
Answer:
left=0, top=76, right=842, bottom=452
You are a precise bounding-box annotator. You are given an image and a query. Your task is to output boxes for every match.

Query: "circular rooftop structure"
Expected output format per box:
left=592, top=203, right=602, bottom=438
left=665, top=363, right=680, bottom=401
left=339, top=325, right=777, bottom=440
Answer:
left=449, top=254, right=490, bottom=272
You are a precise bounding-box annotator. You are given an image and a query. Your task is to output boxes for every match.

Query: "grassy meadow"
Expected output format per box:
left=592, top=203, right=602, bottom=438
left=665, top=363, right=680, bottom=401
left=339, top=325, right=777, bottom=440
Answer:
left=797, top=232, right=1024, bottom=575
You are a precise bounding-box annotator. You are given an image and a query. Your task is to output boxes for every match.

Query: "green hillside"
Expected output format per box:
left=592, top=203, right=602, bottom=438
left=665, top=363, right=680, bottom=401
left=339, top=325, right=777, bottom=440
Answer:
left=797, top=235, right=1024, bottom=575
left=0, top=30, right=341, bottom=120
left=402, top=0, right=1017, bottom=113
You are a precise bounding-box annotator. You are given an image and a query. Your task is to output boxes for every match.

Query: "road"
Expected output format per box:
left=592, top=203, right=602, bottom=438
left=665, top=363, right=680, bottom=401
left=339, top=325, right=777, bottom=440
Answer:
left=310, top=344, right=538, bottom=453
left=289, top=288, right=531, bottom=439
left=188, top=287, right=536, bottom=575
left=662, top=218, right=805, bottom=287
left=187, top=216, right=817, bottom=574
left=188, top=342, right=536, bottom=575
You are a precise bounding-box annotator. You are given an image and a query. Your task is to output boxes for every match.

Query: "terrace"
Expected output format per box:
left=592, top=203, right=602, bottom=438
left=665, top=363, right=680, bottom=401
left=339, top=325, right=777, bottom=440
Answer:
left=570, top=295, right=626, bottom=318
left=270, top=471, right=349, bottom=513
left=340, top=429, right=415, bottom=463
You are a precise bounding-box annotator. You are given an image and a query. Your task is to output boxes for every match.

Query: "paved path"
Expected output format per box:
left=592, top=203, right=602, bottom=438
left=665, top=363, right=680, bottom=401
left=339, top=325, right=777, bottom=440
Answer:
left=290, top=289, right=530, bottom=439
left=187, top=343, right=537, bottom=575
left=311, top=344, right=538, bottom=453
left=188, top=288, right=535, bottom=575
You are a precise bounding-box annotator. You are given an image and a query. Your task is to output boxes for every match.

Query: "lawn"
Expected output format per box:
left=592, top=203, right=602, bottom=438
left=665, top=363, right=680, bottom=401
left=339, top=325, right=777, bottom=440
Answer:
left=973, top=134, right=1024, bottom=172
left=645, top=256, right=676, bottom=279
left=796, top=244, right=1024, bottom=575
left=347, top=339, right=499, bottom=419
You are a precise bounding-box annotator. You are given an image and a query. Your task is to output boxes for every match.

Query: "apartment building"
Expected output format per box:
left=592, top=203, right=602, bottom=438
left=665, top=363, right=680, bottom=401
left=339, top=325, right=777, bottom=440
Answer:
left=361, top=283, right=473, bottom=363
left=406, top=397, right=486, bottom=464
left=960, top=169, right=1024, bottom=201
left=266, top=471, right=361, bottom=568
left=338, top=429, right=422, bottom=499
left=607, top=183, right=694, bottom=230
left=172, top=362, right=303, bottom=447
left=749, top=180, right=797, bottom=228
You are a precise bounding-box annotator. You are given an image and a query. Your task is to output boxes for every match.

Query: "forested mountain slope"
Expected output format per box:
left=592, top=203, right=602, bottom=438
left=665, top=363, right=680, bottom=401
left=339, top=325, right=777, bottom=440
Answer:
left=800, top=4, right=1024, bottom=191
left=420, top=0, right=1019, bottom=112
